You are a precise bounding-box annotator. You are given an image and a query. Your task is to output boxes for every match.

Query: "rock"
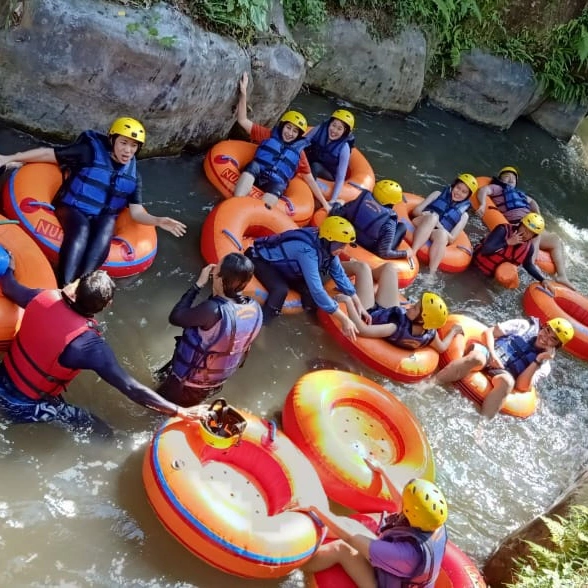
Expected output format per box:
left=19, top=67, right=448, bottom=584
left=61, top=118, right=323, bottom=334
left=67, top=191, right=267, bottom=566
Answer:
left=428, top=50, right=539, bottom=130
left=0, top=0, right=305, bottom=154
left=527, top=100, right=588, bottom=141
left=293, top=18, right=426, bottom=113
left=483, top=469, right=588, bottom=586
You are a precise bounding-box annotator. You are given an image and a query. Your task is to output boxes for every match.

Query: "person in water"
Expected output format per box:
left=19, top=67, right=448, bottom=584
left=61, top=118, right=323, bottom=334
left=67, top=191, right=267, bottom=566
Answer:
left=331, top=179, right=411, bottom=260
left=475, top=165, right=573, bottom=289
left=473, top=212, right=556, bottom=291
left=245, top=216, right=366, bottom=338
left=335, top=262, right=461, bottom=352
left=0, top=118, right=187, bottom=287
left=157, top=253, right=263, bottom=407
left=0, top=261, right=205, bottom=435
left=295, top=476, right=448, bottom=587
left=435, top=315, right=574, bottom=419
left=234, top=72, right=330, bottom=211
left=408, top=173, right=478, bottom=276
left=304, top=108, right=355, bottom=204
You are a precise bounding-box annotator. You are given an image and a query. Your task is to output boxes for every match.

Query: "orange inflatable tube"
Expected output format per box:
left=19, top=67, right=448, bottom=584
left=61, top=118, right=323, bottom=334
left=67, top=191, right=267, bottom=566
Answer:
left=200, top=197, right=304, bottom=313
left=523, top=282, right=588, bottom=361
left=313, top=146, right=375, bottom=204
left=0, top=217, right=57, bottom=350
left=471, top=177, right=556, bottom=285
left=308, top=513, right=486, bottom=588
left=282, top=370, right=435, bottom=513
left=311, top=208, right=419, bottom=288
left=143, top=411, right=329, bottom=579
left=203, top=140, right=315, bottom=226
left=2, top=163, right=157, bottom=278
left=438, top=314, right=538, bottom=418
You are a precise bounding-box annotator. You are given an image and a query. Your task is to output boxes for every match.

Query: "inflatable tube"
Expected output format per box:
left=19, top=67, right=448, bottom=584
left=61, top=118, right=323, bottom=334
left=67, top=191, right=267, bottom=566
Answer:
left=0, top=217, right=57, bottom=350
left=471, top=177, right=556, bottom=281
left=2, top=163, right=157, bottom=279
left=203, top=140, right=315, bottom=226
left=282, top=370, right=435, bottom=513
left=523, top=282, right=588, bottom=362
left=402, top=193, right=473, bottom=273
left=308, top=513, right=486, bottom=588
left=200, top=197, right=304, bottom=314
left=438, top=314, right=538, bottom=418
left=313, top=147, right=375, bottom=204
left=143, top=411, right=329, bottom=579
left=311, top=208, right=419, bottom=288
left=317, top=299, right=439, bottom=382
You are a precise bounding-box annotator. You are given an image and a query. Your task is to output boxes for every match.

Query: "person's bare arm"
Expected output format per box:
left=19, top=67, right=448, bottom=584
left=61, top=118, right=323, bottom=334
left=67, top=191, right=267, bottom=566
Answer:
left=236, top=72, right=253, bottom=135
left=0, top=147, right=57, bottom=168
left=412, top=190, right=441, bottom=216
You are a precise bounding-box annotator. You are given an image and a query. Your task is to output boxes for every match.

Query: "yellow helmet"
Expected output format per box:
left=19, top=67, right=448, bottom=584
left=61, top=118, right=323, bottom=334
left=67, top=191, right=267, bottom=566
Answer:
left=499, top=166, right=519, bottom=179
left=456, top=173, right=478, bottom=195
left=402, top=478, right=448, bottom=532
left=280, top=110, right=308, bottom=134
left=331, top=109, right=355, bottom=131
left=108, top=117, right=146, bottom=145
left=373, top=179, right=403, bottom=206
left=547, top=317, right=574, bottom=346
left=319, top=216, right=356, bottom=244
left=420, top=292, right=448, bottom=330
left=521, top=212, right=545, bottom=235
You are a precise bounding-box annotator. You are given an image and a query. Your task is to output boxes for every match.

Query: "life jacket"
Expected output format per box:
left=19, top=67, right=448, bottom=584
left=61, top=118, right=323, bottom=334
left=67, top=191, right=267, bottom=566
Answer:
left=171, top=296, right=262, bottom=388
left=59, top=130, right=137, bottom=216
left=252, top=126, right=310, bottom=189
left=371, top=306, right=436, bottom=350
left=375, top=524, right=447, bottom=588
left=252, top=227, right=332, bottom=278
left=490, top=177, right=530, bottom=223
left=305, top=120, right=355, bottom=176
left=4, top=290, right=98, bottom=399
left=473, top=224, right=531, bottom=277
left=338, top=190, right=396, bottom=252
left=424, top=186, right=471, bottom=232
left=494, top=324, right=540, bottom=378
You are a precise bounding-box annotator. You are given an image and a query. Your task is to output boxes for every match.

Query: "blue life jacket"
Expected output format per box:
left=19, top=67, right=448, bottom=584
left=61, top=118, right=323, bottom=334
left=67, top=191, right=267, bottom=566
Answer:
left=370, top=306, right=436, bottom=350
left=338, top=190, right=396, bottom=252
left=375, top=524, right=447, bottom=588
left=171, top=296, right=262, bottom=387
left=494, top=326, right=540, bottom=378
left=305, top=120, right=355, bottom=176
left=424, top=186, right=471, bottom=232
left=252, top=227, right=332, bottom=278
left=60, top=131, right=137, bottom=215
left=491, top=178, right=531, bottom=222
left=252, top=126, right=310, bottom=189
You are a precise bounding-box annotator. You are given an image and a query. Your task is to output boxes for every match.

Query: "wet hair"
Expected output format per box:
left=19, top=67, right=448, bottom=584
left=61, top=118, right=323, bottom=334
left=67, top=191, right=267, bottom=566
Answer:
left=218, top=253, right=254, bottom=299
left=74, top=270, right=116, bottom=315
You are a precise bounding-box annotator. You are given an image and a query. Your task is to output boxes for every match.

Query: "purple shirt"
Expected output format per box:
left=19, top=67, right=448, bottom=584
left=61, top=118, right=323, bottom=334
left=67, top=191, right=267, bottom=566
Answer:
left=369, top=537, right=422, bottom=588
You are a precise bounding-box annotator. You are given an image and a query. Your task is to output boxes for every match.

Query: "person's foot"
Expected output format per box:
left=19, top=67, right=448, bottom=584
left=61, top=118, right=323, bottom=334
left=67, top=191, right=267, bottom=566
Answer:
left=557, top=276, right=576, bottom=291
left=263, top=193, right=279, bottom=209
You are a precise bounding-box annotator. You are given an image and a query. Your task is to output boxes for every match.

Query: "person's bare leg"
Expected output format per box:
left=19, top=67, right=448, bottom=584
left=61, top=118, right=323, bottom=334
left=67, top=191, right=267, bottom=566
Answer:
left=410, top=213, right=438, bottom=253
left=234, top=171, right=255, bottom=197
left=303, top=540, right=377, bottom=588
left=372, top=263, right=401, bottom=308
left=427, top=228, right=449, bottom=275
left=539, top=231, right=575, bottom=289
left=480, top=373, right=513, bottom=419
left=342, top=260, right=375, bottom=309
left=262, top=191, right=279, bottom=209
left=435, top=349, right=486, bottom=384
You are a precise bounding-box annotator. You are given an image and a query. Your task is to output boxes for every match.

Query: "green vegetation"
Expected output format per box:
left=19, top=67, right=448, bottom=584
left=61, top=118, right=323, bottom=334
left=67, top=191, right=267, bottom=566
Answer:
left=508, top=505, right=588, bottom=587
left=112, top=0, right=588, bottom=104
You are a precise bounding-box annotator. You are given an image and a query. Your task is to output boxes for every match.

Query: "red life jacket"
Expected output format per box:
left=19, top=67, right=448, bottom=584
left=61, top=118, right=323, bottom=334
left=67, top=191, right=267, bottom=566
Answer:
left=4, top=290, right=97, bottom=399
left=473, top=224, right=531, bottom=276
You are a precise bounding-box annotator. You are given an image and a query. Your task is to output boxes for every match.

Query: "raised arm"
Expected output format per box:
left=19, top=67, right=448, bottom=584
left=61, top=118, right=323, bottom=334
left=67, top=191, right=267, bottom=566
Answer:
left=412, top=190, right=441, bottom=217
left=236, top=72, right=253, bottom=135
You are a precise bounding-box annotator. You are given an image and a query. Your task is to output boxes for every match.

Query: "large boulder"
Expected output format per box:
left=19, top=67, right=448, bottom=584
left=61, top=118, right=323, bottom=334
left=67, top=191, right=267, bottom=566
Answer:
left=0, top=0, right=305, bottom=154
left=293, top=18, right=426, bottom=113
left=428, top=50, right=539, bottom=130
left=527, top=100, right=588, bottom=141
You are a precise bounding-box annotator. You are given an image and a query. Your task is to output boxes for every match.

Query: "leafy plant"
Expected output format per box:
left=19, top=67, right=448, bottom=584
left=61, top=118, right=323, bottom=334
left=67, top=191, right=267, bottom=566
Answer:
left=283, top=0, right=327, bottom=29
left=508, top=505, right=588, bottom=587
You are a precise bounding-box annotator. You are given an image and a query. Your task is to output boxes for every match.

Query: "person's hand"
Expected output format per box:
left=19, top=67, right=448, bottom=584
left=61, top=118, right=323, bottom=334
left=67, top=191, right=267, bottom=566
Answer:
left=506, top=231, right=523, bottom=246
left=158, top=217, right=187, bottom=237
left=359, top=307, right=372, bottom=325
left=284, top=499, right=314, bottom=514
left=487, top=352, right=504, bottom=369
left=239, top=72, right=249, bottom=94
left=176, top=404, right=210, bottom=421
left=364, top=456, right=384, bottom=473
left=476, top=205, right=486, bottom=218
left=536, top=349, right=555, bottom=363
left=555, top=277, right=576, bottom=291
left=323, top=201, right=332, bottom=213
left=196, top=264, right=216, bottom=288
left=0, top=155, right=21, bottom=170
left=341, top=315, right=359, bottom=342
left=541, top=279, right=556, bottom=295
left=451, top=324, right=464, bottom=336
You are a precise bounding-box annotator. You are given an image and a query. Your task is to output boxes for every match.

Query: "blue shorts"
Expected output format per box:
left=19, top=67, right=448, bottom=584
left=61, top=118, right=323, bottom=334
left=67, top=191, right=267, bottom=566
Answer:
left=242, top=161, right=286, bottom=197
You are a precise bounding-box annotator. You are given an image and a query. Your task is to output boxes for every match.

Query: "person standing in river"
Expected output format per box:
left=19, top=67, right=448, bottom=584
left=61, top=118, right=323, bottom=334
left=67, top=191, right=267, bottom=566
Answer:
left=0, top=117, right=186, bottom=287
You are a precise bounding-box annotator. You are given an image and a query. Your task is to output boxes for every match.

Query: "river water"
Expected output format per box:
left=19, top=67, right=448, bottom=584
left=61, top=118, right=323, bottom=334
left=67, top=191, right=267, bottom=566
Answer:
left=1, top=94, right=588, bottom=587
